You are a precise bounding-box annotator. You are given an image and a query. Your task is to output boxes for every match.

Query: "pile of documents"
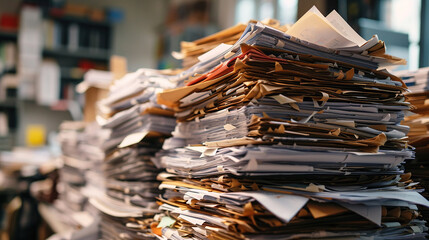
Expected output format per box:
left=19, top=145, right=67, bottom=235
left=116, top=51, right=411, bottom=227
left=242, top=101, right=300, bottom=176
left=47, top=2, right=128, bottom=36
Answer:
left=177, top=19, right=288, bottom=69
left=397, top=67, right=429, bottom=221
left=151, top=7, right=429, bottom=240
left=51, top=121, right=109, bottom=240
left=88, top=68, right=178, bottom=239
left=397, top=67, right=429, bottom=157
left=397, top=67, right=429, bottom=94
left=170, top=8, right=404, bottom=89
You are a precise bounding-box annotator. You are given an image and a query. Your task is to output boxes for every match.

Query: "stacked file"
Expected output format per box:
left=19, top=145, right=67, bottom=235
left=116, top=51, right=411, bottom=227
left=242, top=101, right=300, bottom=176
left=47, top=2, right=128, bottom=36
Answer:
left=397, top=67, right=429, bottom=157
left=52, top=121, right=110, bottom=239
left=396, top=67, right=429, bottom=94
left=178, top=19, right=288, bottom=69
left=152, top=7, right=429, bottom=240
left=170, top=8, right=404, bottom=89
left=397, top=67, right=429, bottom=221
left=88, top=68, right=178, bottom=239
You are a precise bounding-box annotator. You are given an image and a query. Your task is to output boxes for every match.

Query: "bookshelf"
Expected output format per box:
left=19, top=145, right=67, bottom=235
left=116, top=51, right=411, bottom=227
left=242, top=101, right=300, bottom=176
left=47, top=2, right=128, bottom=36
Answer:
left=0, top=28, right=18, bottom=147
left=0, top=30, right=17, bottom=41
left=0, top=98, right=17, bottom=108
left=0, top=5, right=115, bottom=147
left=47, top=14, right=112, bottom=27
left=41, top=13, right=113, bottom=100
left=42, top=47, right=110, bottom=61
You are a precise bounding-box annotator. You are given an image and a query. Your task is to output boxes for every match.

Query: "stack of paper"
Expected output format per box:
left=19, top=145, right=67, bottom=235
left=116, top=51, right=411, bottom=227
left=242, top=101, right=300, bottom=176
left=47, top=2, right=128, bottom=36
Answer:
left=177, top=19, right=288, bottom=69
left=52, top=121, right=110, bottom=240
left=151, top=7, right=429, bottom=240
left=396, top=67, right=429, bottom=93
left=89, top=68, right=178, bottom=239
left=169, top=8, right=404, bottom=89
left=396, top=67, right=429, bottom=155
left=397, top=67, right=429, bottom=222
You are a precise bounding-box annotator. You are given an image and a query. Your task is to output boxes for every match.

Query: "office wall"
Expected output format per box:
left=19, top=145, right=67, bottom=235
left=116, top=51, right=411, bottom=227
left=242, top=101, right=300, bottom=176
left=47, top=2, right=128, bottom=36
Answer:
left=214, top=0, right=236, bottom=30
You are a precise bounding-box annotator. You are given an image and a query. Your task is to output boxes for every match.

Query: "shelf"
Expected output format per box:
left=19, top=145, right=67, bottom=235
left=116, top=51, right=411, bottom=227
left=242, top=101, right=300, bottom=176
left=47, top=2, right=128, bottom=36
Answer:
left=43, top=47, right=110, bottom=61
left=0, top=98, right=17, bottom=108
left=61, top=76, right=83, bottom=83
left=1, top=68, right=17, bottom=75
left=0, top=30, right=17, bottom=41
left=47, top=14, right=112, bottom=28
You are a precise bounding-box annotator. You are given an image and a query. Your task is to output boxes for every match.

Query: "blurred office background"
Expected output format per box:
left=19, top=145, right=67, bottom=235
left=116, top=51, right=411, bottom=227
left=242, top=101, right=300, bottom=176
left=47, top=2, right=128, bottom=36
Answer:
left=0, top=0, right=427, bottom=239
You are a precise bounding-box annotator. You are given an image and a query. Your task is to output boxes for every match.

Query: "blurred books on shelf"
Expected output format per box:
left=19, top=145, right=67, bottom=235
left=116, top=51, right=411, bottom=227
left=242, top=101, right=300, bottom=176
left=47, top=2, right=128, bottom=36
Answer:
left=37, top=60, right=61, bottom=106
left=42, top=19, right=111, bottom=54
left=18, top=6, right=43, bottom=100
left=0, top=13, right=18, bottom=33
